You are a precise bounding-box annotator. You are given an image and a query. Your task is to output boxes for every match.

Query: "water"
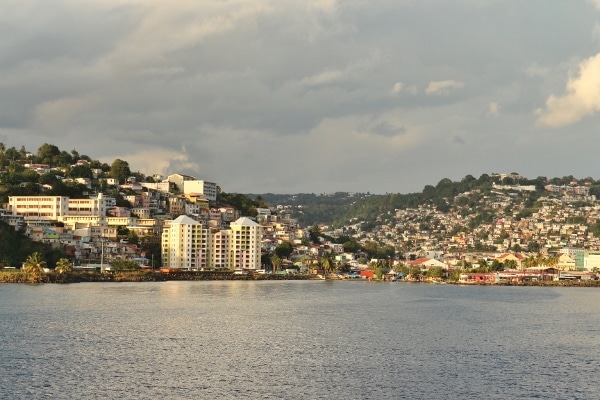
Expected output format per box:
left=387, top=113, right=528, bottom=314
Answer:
left=1, top=281, right=599, bottom=399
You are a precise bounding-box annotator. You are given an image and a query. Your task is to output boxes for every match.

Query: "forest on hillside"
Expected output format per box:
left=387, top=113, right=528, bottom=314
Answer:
left=253, top=174, right=600, bottom=227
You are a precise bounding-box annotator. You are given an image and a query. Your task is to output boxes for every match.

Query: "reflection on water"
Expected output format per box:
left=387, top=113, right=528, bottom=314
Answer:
left=1, top=282, right=599, bottom=399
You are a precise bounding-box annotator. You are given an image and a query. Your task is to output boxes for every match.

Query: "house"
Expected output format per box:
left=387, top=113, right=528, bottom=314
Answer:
left=408, top=257, right=447, bottom=272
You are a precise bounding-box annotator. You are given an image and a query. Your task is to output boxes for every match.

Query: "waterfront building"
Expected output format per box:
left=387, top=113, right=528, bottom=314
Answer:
left=161, top=215, right=208, bottom=270
left=229, top=217, right=262, bottom=271
left=161, top=216, right=262, bottom=271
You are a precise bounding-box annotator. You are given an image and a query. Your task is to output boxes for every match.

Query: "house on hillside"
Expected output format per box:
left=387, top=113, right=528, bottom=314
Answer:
left=408, top=257, right=447, bottom=273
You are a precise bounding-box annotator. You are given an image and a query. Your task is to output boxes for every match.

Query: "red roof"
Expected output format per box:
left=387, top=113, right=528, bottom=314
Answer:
left=408, top=257, right=431, bottom=265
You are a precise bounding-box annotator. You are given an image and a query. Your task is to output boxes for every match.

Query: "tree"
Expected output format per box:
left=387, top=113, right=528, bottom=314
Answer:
left=309, top=224, right=321, bottom=244
left=37, top=143, right=61, bottom=165
left=271, top=255, right=282, bottom=273
left=109, top=159, right=131, bottom=184
left=23, top=252, right=46, bottom=276
left=275, top=241, right=293, bottom=259
left=545, top=254, right=559, bottom=269
left=503, top=259, right=518, bottom=270
left=127, top=231, right=139, bottom=245
left=523, top=256, right=537, bottom=271
left=109, top=259, right=141, bottom=271
left=320, top=253, right=336, bottom=275
left=427, top=266, right=445, bottom=279
left=55, top=258, right=73, bottom=274
left=69, top=164, right=93, bottom=179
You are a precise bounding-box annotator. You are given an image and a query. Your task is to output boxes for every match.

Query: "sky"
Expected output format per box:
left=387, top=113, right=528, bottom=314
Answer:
left=2, top=0, right=600, bottom=194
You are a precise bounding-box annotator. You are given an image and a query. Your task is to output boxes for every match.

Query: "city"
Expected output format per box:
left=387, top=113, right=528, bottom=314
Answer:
left=2, top=153, right=600, bottom=284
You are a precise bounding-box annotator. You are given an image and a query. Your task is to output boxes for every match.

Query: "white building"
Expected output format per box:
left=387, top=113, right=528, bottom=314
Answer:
left=229, top=217, right=262, bottom=271
left=9, top=194, right=108, bottom=225
left=182, top=180, right=217, bottom=201
left=8, top=196, right=70, bottom=221
left=161, top=216, right=262, bottom=270
left=165, top=174, right=217, bottom=201
left=161, top=215, right=208, bottom=270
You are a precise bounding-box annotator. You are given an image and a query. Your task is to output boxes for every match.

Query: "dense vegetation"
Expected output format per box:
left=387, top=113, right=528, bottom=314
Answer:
left=217, top=193, right=269, bottom=217
left=0, top=221, right=66, bottom=268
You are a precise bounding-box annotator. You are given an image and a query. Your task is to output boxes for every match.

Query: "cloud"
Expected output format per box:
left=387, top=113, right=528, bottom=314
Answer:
left=3, top=1, right=600, bottom=193
left=112, top=148, right=200, bottom=178
left=453, top=136, right=465, bottom=145
left=589, top=0, right=600, bottom=10
left=390, top=82, right=404, bottom=95
left=309, top=0, right=337, bottom=14
left=425, top=80, right=465, bottom=95
left=369, top=121, right=406, bottom=137
left=488, top=102, right=500, bottom=116
left=299, top=69, right=345, bottom=87
left=537, top=53, right=600, bottom=128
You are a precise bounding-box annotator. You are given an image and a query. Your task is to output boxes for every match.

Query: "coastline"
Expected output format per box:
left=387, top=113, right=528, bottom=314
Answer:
left=2, top=270, right=600, bottom=286
left=0, top=270, right=322, bottom=284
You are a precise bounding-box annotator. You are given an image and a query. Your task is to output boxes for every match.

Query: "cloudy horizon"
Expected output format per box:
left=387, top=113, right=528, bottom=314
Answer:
left=3, top=0, right=600, bottom=194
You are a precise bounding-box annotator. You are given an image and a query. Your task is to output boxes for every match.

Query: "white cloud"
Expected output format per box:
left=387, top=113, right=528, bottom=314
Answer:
left=589, top=0, right=600, bottom=10
left=488, top=102, right=500, bottom=116
left=425, top=80, right=465, bottom=95
left=390, top=82, right=404, bottom=95
left=112, top=148, right=200, bottom=178
left=537, top=53, right=600, bottom=128
left=524, top=62, right=551, bottom=78
left=300, top=69, right=345, bottom=87
left=309, top=0, right=337, bottom=14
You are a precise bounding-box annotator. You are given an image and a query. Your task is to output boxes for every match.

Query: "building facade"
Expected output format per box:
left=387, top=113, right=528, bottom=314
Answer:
left=161, top=216, right=262, bottom=271
left=161, top=215, right=208, bottom=270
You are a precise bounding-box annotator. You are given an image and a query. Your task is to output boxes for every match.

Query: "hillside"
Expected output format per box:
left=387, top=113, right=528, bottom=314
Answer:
left=0, top=221, right=66, bottom=268
left=252, top=175, right=538, bottom=227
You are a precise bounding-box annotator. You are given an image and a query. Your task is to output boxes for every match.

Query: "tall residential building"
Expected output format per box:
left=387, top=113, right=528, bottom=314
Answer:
left=161, top=215, right=208, bottom=270
left=161, top=216, right=262, bottom=270
left=229, top=217, right=262, bottom=271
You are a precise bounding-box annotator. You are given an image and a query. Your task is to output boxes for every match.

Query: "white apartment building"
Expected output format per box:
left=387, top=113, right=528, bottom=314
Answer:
left=9, top=194, right=108, bottom=225
left=183, top=180, right=217, bottom=201
left=164, top=174, right=217, bottom=201
left=161, top=215, right=208, bottom=270
left=229, top=217, right=262, bottom=271
left=161, top=216, right=262, bottom=270
left=8, top=196, right=69, bottom=221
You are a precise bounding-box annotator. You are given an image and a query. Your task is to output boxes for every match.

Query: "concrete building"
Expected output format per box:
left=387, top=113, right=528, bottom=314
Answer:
left=161, top=215, right=208, bottom=270
left=182, top=180, right=217, bottom=201
left=164, top=174, right=217, bottom=201
left=9, top=194, right=108, bottom=225
left=8, top=196, right=69, bottom=221
left=161, top=216, right=262, bottom=271
left=229, top=217, right=262, bottom=271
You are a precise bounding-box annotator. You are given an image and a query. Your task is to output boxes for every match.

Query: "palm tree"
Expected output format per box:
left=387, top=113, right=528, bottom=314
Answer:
left=271, top=255, right=282, bottom=274
left=55, top=258, right=73, bottom=274
left=504, top=259, right=518, bottom=270
left=23, top=252, right=46, bottom=276
left=320, top=253, right=336, bottom=276
left=545, top=254, right=559, bottom=268
left=523, top=256, right=537, bottom=271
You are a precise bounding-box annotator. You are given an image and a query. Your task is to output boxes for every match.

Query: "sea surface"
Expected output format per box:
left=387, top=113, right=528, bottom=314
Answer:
left=0, top=281, right=599, bottom=399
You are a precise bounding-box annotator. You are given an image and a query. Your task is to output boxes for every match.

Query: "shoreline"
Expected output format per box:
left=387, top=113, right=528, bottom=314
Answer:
left=1, top=270, right=600, bottom=287
left=0, top=270, right=322, bottom=284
